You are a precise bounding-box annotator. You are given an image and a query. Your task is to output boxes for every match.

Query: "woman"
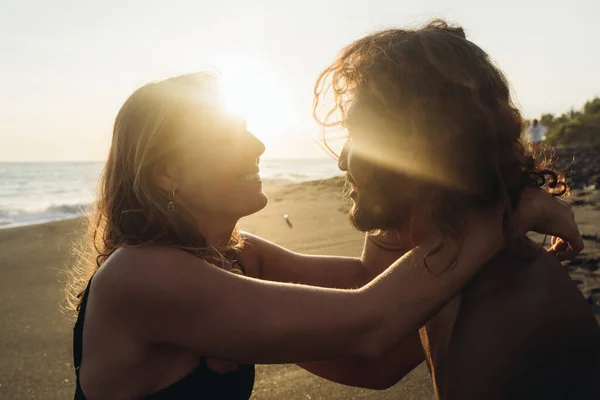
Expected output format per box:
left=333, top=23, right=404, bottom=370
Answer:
left=67, top=72, right=581, bottom=399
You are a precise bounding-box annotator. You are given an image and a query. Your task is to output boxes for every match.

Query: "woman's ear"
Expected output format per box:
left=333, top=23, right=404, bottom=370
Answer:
left=153, top=161, right=180, bottom=193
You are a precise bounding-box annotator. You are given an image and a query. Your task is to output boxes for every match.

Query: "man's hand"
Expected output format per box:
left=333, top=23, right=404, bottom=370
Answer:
left=516, top=187, right=583, bottom=261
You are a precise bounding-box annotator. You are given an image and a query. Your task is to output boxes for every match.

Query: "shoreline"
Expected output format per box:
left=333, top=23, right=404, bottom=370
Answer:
left=0, top=215, right=84, bottom=231
left=0, top=176, right=345, bottom=231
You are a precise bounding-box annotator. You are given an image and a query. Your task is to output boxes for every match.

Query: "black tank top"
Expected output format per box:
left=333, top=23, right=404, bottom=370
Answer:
left=73, top=269, right=255, bottom=399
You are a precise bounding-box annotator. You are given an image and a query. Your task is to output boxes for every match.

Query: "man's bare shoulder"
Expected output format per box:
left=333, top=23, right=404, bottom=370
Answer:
left=443, top=247, right=600, bottom=398
left=448, top=249, right=558, bottom=362
left=462, top=247, right=595, bottom=331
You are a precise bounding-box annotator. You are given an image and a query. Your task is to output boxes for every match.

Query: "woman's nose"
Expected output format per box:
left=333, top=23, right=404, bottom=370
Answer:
left=241, top=131, right=265, bottom=157
left=253, top=135, right=266, bottom=156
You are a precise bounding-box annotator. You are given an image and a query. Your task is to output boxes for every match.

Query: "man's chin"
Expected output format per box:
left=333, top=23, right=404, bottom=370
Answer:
left=349, top=201, right=411, bottom=233
left=348, top=206, right=381, bottom=232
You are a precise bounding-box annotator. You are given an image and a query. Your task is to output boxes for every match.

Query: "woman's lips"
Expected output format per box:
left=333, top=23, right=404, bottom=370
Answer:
left=238, top=172, right=261, bottom=182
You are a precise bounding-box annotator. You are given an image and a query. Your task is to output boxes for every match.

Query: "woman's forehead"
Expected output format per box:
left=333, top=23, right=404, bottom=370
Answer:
left=181, top=108, right=247, bottom=135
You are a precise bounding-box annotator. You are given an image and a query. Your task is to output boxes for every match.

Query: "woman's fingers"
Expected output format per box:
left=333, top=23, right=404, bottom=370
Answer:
left=547, top=237, right=579, bottom=261
left=565, top=226, right=584, bottom=255
left=528, top=188, right=583, bottom=256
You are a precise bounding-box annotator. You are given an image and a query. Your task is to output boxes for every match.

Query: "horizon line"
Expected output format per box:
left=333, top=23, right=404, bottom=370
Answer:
left=0, top=156, right=335, bottom=163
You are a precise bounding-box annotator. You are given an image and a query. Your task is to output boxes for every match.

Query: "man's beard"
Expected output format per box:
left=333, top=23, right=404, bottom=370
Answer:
left=346, top=183, right=415, bottom=233
left=349, top=201, right=384, bottom=232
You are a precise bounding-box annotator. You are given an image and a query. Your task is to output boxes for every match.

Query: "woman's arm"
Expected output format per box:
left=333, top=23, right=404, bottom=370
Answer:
left=239, top=187, right=582, bottom=288
left=237, top=233, right=368, bottom=288
left=239, top=231, right=422, bottom=385
left=97, top=203, right=509, bottom=365
left=295, top=234, right=424, bottom=388
left=238, top=231, right=411, bottom=288
left=296, top=188, right=584, bottom=387
left=297, top=332, right=424, bottom=390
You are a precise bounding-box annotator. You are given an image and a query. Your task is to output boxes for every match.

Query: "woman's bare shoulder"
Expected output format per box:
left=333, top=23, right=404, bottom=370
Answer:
left=110, top=244, right=193, bottom=262
left=92, top=245, right=212, bottom=298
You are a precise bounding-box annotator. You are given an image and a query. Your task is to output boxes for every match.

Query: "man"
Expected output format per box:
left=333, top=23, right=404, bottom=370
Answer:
left=529, top=119, right=546, bottom=156
left=305, top=20, right=600, bottom=399
left=239, top=19, right=596, bottom=399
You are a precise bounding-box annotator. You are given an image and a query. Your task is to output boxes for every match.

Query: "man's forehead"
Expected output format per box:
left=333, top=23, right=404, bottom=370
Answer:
left=345, top=95, right=374, bottom=128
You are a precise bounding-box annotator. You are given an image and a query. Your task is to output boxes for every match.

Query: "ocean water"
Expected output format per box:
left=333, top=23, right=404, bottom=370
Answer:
left=0, top=159, right=342, bottom=228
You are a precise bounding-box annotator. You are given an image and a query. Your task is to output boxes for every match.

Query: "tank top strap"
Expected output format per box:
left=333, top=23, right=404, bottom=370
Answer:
left=73, top=277, right=94, bottom=372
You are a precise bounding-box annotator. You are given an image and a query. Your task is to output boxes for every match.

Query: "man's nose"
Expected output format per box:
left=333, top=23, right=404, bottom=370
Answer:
left=338, top=140, right=350, bottom=171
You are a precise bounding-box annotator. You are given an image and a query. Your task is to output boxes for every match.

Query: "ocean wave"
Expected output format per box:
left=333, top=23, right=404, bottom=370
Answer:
left=263, top=173, right=342, bottom=184
left=0, top=175, right=345, bottom=229
left=44, top=203, right=91, bottom=214
left=0, top=160, right=343, bottom=229
left=0, top=202, right=91, bottom=216
left=0, top=202, right=92, bottom=229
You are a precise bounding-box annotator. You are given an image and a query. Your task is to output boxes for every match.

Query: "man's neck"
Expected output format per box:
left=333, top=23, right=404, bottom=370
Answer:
left=392, top=211, right=435, bottom=248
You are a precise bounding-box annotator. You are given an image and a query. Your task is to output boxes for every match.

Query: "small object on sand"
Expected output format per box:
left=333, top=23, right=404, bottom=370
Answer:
left=283, top=214, right=293, bottom=228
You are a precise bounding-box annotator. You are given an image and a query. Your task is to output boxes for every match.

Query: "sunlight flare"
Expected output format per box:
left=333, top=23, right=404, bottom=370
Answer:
left=219, top=59, right=292, bottom=144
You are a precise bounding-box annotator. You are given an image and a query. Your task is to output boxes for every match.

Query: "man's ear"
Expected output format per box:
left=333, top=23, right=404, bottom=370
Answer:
left=153, top=161, right=179, bottom=193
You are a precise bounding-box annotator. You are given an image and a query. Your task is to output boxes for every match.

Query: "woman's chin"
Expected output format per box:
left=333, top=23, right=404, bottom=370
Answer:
left=239, top=192, right=268, bottom=217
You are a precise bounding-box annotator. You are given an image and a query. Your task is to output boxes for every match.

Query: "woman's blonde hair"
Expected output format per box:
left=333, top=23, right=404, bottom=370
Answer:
left=65, top=72, right=243, bottom=313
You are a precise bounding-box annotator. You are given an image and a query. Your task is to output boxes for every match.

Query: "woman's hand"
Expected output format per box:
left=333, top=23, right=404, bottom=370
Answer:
left=366, top=231, right=412, bottom=252
left=515, top=187, right=583, bottom=261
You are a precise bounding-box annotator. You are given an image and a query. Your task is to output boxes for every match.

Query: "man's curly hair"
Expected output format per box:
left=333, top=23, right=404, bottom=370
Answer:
left=314, top=19, right=565, bottom=241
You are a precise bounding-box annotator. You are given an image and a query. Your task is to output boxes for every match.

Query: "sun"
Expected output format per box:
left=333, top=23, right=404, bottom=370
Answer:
left=219, top=59, right=292, bottom=145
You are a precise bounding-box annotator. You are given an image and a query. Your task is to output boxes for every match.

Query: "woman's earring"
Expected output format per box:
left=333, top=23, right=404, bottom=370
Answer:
left=167, top=189, right=176, bottom=213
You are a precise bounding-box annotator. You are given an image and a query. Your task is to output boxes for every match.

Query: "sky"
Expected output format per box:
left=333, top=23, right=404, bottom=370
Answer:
left=1, top=0, right=599, bottom=161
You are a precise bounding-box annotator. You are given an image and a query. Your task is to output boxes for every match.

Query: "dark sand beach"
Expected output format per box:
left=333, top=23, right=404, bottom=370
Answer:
left=1, top=178, right=598, bottom=399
